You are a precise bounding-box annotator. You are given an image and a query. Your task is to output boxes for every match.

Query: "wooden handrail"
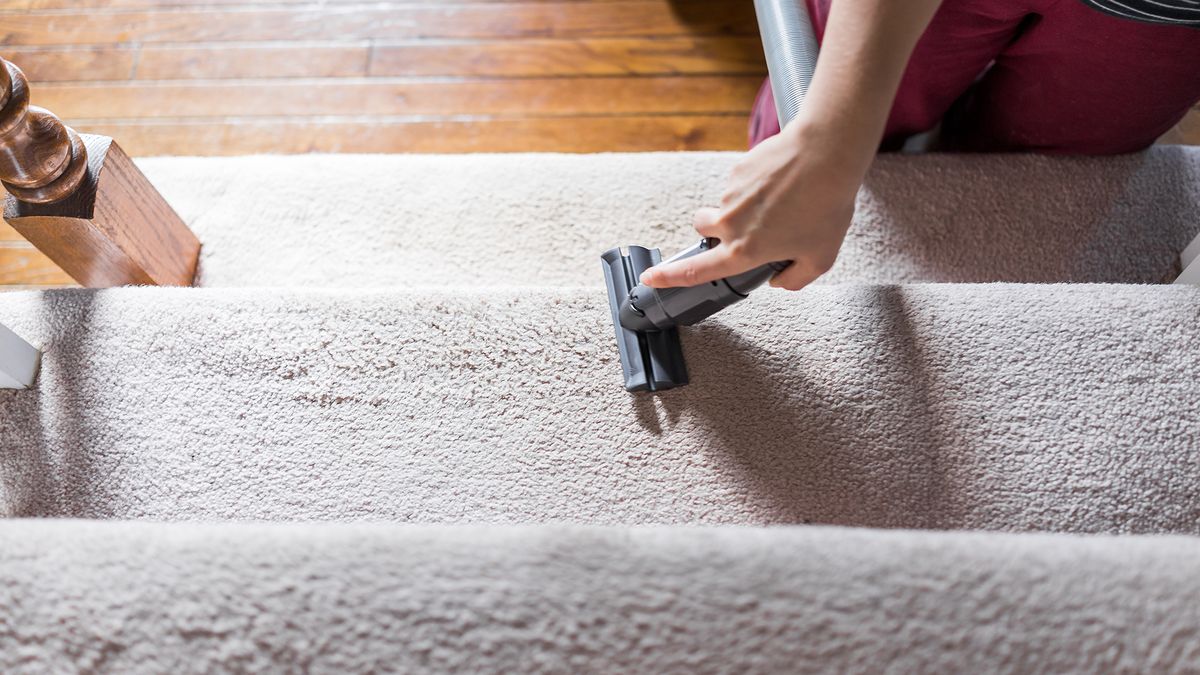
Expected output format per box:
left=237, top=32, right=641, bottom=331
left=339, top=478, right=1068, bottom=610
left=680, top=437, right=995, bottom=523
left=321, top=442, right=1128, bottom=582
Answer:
left=0, top=55, right=200, bottom=288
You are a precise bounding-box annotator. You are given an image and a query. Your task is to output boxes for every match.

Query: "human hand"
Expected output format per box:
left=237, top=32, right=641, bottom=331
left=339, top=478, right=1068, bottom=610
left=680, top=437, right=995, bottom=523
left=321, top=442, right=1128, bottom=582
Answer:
left=639, top=121, right=862, bottom=291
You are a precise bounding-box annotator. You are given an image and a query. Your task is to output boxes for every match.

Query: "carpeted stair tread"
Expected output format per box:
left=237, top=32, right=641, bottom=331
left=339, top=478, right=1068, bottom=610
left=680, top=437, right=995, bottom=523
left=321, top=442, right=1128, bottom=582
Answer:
left=2, top=284, right=1197, bottom=532
left=3, top=520, right=1199, bottom=673
left=140, top=148, right=1200, bottom=288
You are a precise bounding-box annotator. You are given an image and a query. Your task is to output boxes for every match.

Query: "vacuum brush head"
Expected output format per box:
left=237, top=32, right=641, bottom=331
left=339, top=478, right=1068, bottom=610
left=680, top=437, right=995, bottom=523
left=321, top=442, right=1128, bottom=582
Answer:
left=600, top=246, right=689, bottom=392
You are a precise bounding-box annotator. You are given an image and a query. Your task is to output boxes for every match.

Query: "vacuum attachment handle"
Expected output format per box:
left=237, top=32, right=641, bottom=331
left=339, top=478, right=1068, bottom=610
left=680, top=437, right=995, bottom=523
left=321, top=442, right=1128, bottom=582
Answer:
left=619, top=239, right=790, bottom=332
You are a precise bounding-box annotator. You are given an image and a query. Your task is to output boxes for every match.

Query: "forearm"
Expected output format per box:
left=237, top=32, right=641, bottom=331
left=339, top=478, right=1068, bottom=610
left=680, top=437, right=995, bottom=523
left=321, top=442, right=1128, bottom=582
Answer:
left=790, top=0, right=943, bottom=178
left=641, top=0, right=946, bottom=291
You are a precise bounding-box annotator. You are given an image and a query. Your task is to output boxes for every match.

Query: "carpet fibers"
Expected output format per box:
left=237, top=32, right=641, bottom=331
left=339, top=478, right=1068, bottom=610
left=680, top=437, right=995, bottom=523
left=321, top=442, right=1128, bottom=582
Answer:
left=1, top=285, right=1198, bottom=533
left=135, top=148, right=1200, bottom=287
left=3, top=521, right=1200, bottom=673
left=2, top=149, right=1200, bottom=671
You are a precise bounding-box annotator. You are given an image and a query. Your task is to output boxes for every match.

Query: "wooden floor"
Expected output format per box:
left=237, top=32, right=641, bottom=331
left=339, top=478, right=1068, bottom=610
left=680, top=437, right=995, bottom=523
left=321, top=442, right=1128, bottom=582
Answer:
left=0, top=0, right=765, bottom=286
left=0, top=0, right=766, bottom=156
left=0, top=0, right=1196, bottom=288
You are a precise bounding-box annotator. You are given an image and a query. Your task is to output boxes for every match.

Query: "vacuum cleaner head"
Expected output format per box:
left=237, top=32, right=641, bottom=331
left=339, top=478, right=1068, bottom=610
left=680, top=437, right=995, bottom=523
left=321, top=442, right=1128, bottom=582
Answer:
left=600, top=246, right=689, bottom=392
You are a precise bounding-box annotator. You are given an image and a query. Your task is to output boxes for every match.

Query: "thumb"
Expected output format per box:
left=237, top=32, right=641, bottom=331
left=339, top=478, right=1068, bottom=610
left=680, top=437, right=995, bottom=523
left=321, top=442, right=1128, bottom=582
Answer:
left=640, top=246, right=750, bottom=288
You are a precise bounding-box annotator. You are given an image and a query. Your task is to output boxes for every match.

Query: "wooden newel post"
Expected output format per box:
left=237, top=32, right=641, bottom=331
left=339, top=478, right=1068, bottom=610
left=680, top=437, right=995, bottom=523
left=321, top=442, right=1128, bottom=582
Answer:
left=0, top=56, right=200, bottom=287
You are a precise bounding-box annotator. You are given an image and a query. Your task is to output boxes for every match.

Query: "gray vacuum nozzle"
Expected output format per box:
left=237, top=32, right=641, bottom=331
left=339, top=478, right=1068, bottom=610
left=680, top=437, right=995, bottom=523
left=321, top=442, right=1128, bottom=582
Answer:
left=601, top=247, right=689, bottom=392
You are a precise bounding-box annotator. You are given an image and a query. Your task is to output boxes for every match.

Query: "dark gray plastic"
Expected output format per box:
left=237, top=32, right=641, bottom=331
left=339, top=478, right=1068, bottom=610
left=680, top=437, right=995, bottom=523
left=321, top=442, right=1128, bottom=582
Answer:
left=601, top=247, right=689, bottom=392
left=619, top=239, right=790, bottom=332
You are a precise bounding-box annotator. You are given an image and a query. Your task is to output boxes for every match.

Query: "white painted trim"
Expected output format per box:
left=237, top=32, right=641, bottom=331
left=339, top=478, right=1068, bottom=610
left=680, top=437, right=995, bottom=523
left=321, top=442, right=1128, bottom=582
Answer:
left=1177, top=255, right=1200, bottom=286
left=1181, top=230, right=1200, bottom=271
left=0, top=322, right=39, bottom=389
left=1176, top=231, right=1200, bottom=286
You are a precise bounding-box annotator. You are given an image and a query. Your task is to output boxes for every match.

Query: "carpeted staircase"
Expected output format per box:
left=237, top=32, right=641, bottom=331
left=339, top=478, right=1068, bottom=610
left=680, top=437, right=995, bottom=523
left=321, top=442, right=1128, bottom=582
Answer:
left=2, top=148, right=1200, bottom=671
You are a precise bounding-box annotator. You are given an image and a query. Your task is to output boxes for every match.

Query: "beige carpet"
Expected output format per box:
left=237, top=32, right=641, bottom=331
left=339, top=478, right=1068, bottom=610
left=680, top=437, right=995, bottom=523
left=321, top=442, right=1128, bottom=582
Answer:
left=1, top=284, right=1198, bottom=534
left=2, top=149, right=1200, bottom=671
left=134, top=149, right=1200, bottom=287
left=4, top=521, right=1200, bottom=673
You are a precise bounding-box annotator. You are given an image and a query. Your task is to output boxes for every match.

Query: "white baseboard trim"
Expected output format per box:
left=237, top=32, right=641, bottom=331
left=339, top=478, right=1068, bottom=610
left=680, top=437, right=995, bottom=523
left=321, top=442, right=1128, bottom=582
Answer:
left=1175, top=231, right=1200, bottom=286
left=0, top=322, right=40, bottom=389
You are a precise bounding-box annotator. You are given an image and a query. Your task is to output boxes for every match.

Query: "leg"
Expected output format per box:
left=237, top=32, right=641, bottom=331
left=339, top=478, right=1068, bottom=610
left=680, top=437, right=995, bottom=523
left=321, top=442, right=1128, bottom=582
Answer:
left=749, top=0, right=1030, bottom=148
left=942, top=1, right=1200, bottom=153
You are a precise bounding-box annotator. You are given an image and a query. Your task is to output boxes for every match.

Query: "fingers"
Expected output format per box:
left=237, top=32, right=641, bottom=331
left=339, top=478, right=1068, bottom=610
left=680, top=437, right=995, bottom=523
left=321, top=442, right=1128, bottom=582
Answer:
left=768, top=260, right=822, bottom=292
left=640, top=246, right=752, bottom=288
left=692, top=207, right=724, bottom=239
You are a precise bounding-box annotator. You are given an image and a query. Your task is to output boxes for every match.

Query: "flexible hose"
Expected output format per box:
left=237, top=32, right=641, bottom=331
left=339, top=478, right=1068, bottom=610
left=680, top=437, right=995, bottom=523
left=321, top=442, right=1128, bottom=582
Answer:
left=753, top=0, right=820, bottom=127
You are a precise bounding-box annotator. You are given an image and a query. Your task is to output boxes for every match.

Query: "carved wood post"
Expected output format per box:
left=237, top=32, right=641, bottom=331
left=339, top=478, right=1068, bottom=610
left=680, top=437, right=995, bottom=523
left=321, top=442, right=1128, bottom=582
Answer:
left=0, top=56, right=200, bottom=287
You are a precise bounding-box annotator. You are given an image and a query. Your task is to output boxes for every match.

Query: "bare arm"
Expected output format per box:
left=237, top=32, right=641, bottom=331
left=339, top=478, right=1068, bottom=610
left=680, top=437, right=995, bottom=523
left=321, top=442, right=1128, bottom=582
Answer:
left=641, top=0, right=944, bottom=290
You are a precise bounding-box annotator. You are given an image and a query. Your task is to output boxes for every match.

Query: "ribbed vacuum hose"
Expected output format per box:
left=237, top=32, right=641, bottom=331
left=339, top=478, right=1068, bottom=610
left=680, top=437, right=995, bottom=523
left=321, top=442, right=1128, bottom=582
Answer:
left=753, top=0, right=820, bottom=127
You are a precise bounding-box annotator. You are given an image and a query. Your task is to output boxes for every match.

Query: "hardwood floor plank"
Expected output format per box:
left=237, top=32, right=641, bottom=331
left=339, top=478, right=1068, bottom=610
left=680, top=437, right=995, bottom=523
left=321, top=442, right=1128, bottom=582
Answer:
left=0, top=247, right=73, bottom=285
left=0, top=3, right=758, bottom=45
left=28, top=0, right=335, bottom=6
left=78, top=115, right=750, bottom=154
left=37, top=76, right=762, bottom=119
left=0, top=47, right=135, bottom=82
left=0, top=285, right=74, bottom=291
left=0, top=221, right=28, bottom=242
left=369, top=37, right=765, bottom=77
left=136, top=44, right=370, bottom=79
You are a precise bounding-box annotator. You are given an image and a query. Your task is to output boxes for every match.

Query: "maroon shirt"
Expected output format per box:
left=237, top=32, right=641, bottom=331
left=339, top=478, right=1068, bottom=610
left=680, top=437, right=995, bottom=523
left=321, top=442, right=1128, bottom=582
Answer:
left=751, top=0, right=1200, bottom=153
